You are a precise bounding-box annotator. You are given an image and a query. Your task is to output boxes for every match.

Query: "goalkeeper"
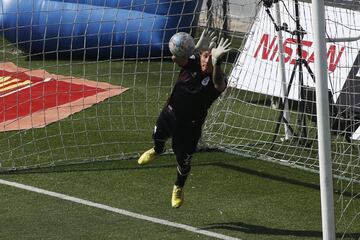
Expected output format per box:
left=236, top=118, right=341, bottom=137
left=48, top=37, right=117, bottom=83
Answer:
left=138, top=29, right=231, bottom=208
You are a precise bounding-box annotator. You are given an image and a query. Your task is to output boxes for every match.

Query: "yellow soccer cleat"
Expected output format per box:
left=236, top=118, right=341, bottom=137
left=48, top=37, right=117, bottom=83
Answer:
left=171, top=185, right=184, bottom=208
left=138, top=148, right=157, bottom=165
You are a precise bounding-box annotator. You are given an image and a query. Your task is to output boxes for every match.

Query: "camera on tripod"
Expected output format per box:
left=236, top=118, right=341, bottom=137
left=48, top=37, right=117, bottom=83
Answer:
left=263, top=0, right=318, bottom=146
left=262, top=0, right=280, bottom=8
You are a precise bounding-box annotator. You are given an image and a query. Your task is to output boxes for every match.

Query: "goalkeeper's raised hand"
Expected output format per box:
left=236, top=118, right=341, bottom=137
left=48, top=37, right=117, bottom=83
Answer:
left=195, top=29, right=217, bottom=52
left=211, top=37, right=232, bottom=66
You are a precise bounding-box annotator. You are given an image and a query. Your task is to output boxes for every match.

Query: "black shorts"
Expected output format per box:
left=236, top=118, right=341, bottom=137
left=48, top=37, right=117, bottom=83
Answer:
left=153, top=106, right=202, bottom=157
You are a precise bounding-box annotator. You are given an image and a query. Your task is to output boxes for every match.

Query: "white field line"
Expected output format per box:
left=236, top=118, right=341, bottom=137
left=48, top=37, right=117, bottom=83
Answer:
left=0, top=178, right=241, bottom=240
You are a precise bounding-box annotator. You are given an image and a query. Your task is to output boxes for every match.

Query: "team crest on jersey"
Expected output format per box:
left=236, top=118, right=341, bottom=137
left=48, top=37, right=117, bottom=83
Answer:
left=201, top=76, right=210, bottom=86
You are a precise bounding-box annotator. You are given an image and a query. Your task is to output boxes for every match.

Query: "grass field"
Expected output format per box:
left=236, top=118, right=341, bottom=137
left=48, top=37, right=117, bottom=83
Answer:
left=2, top=151, right=352, bottom=240
left=1, top=150, right=360, bottom=239
left=0, top=35, right=359, bottom=239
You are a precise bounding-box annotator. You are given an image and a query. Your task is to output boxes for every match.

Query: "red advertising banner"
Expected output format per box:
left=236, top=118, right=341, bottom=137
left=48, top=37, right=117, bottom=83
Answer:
left=0, top=62, right=128, bottom=131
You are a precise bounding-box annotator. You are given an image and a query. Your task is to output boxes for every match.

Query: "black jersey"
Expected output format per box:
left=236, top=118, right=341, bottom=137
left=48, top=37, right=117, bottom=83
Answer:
left=167, top=55, right=223, bottom=124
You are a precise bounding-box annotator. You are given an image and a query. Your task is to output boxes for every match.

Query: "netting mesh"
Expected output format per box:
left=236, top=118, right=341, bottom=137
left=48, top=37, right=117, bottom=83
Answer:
left=204, top=0, right=360, bottom=237
left=0, top=0, right=252, bottom=169
left=0, top=0, right=206, bottom=168
left=0, top=0, right=359, bottom=237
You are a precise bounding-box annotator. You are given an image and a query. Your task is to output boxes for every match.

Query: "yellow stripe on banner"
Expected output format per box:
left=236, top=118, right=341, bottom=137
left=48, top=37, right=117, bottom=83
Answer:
left=0, top=76, right=11, bottom=83
left=0, top=80, right=31, bottom=92
left=0, top=78, right=22, bottom=88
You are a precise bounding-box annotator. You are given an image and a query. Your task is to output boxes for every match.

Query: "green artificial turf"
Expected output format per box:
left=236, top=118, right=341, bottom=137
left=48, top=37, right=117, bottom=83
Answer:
left=0, top=31, right=359, bottom=240
left=1, top=152, right=359, bottom=240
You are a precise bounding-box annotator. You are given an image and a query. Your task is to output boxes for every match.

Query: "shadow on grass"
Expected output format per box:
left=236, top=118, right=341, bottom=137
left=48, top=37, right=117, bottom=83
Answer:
left=0, top=162, right=170, bottom=175
left=1, top=158, right=359, bottom=199
left=0, top=159, right=210, bottom=175
left=201, top=221, right=360, bottom=239
left=213, top=162, right=360, bottom=200
left=213, top=162, right=321, bottom=191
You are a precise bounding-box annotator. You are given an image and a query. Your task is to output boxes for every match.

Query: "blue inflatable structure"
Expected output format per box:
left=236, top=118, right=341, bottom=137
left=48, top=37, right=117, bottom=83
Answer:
left=0, top=0, right=202, bottom=59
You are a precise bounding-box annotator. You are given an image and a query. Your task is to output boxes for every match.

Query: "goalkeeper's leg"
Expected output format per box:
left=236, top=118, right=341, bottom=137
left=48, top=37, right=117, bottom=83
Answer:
left=138, top=126, right=168, bottom=165
left=171, top=124, right=201, bottom=208
left=138, top=107, right=174, bottom=164
left=171, top=153, right=192, bottom=208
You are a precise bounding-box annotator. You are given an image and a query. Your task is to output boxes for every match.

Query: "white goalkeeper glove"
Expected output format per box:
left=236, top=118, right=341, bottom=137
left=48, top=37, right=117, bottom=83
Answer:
left=211, top=37, right=232, bottom=66
left=195, top=29, right=217, bottom=52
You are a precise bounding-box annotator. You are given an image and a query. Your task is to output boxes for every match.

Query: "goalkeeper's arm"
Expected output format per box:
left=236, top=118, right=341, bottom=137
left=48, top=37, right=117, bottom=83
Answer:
left=212, top=62, right=227, bottom=92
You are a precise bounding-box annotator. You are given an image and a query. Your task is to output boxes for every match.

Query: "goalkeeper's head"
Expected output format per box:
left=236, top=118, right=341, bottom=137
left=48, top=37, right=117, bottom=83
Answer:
left=172, top=50, right=214, bottom=74
left=171, top=50, right=214, bottom=74
left=199, top=50, right=213, bottom=74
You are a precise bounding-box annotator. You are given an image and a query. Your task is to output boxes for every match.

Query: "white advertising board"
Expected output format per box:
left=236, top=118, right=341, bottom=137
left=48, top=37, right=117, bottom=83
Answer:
left=229, top=1, right=360, bottom=138
left=229, top=1, right=360, bottom=100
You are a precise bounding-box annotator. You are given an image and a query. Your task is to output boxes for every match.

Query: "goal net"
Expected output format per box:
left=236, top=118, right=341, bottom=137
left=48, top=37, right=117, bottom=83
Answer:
left=0, top=0, right=249, bottom=169
left=203, top=0, right=360, bottom=237
left=0, top=0, right=207, bottom=167
left=0, top=0, right=359, bottom=237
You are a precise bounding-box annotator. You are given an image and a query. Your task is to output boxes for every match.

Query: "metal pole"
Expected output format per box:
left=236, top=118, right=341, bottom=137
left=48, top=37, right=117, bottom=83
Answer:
left=294, top=0, right=307, bottom=141
left=222, top=0, right=229, bottom=39
left=275, top=2, right=291, bottom=140
left=311, top=0, right=336, bottom=239
left=206, top=0, right=213, bottom=27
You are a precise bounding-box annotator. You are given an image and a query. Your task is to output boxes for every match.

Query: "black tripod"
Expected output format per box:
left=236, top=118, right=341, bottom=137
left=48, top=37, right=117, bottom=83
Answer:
left=263, top=0, right=316, bottom=147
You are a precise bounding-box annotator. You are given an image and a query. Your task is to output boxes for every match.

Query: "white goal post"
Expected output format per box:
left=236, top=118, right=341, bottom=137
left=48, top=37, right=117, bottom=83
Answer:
left=312, top=0, right=335, bottom=238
